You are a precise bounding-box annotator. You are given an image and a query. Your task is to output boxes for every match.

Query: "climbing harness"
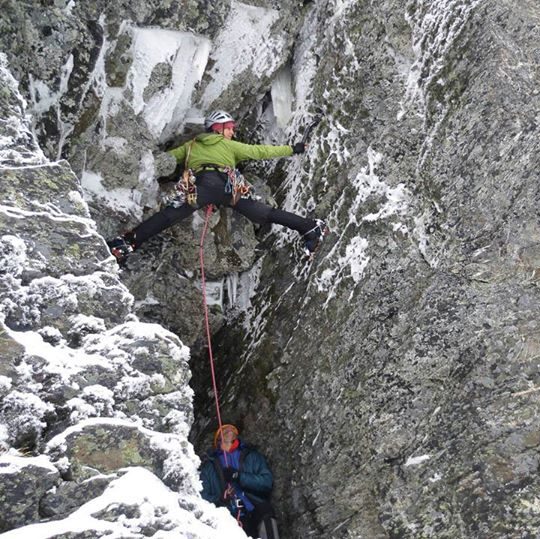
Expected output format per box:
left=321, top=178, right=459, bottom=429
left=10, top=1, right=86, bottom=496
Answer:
left=173, top=140, right=198, bottom=207
left=171, top=164, right=252, bottom=209
left=180, top=168, right=198, bottom=206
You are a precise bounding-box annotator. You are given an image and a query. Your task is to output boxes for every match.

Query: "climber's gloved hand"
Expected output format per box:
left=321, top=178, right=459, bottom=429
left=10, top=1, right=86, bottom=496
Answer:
left=222, top=467, right=239, bottom=482
left=292, top=142, right=306, bottom=154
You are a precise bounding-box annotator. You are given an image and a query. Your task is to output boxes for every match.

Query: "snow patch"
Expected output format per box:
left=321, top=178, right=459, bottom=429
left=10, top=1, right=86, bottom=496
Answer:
left=80, top=169, right=144, bottom=218
left=201, top=1, right=282, bottom=107
left=128, top=27, right=211, bottom=140
left=0, top=453, right=58, bottom=475
left=64, top=0, right=76, bottom=15
left=316, top=236, right=370, bottom=303
left=0, top=467, right=247, bottom=538
left=404, top=454, right=431, bottom=467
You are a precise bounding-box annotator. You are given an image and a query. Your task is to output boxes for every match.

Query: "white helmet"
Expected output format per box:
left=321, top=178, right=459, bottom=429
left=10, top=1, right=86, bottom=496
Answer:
left=204, top=110, right=235, bottom=131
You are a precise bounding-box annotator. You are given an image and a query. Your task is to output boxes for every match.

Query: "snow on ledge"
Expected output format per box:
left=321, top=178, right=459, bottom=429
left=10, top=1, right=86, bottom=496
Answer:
left=0, top=452, right=58, bottom=475
left=404, top=454, right=431, bottom=467
left=0, top=467, right=247, bottom=538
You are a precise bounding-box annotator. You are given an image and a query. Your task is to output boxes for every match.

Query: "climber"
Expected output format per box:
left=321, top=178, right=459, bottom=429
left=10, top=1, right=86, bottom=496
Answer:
left=200, top=423, right=280, bottom=539
left=107, top=110, right=327, bottom=264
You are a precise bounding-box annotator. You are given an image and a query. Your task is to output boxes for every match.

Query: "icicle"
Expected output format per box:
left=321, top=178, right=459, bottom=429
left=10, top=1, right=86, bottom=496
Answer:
left=226, top=273, right=239, bottom=307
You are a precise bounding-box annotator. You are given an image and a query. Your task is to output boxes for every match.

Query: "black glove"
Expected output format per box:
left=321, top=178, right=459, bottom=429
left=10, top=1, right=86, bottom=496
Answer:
left=292, top=142, right=306, bottom=154
left=222, top=467, right=239, bottom=482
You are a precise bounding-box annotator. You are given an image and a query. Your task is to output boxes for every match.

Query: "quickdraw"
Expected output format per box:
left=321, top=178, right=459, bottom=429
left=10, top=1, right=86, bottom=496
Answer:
left=179, top=168, right=198, bottom=207
left=173, top=140, right=198, bottom=207
left=224, top=168, right=253, bottom=206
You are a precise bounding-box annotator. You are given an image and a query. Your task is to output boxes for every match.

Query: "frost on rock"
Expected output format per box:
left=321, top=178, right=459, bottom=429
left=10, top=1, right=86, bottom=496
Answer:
left=0, top=52, right=243, bottom=536
left=67, top=314, right=107, bottom=345
left=0, top=235, right=27, bottom=277
left=0, top=375, right=13, bottom=397
left=3, top=272, right=134, bottom=333
left=402, top=0, right=484, bottom=160
left=200, top=1, right=283, bottom=107
left=0, top=53, right=46, bottom=167
left=2, top=319, right=193, bottom=435
left=0, top=467, right=247, bottom=539
left=0, top=391, right=54, bottom=448
left=67, top=385, right=115, bottom=422
left=308, top=148, right=410, bottom=303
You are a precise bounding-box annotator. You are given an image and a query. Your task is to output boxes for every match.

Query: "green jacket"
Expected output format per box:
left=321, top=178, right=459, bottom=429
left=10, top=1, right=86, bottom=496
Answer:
left=168, top=133, right=293, bottom=172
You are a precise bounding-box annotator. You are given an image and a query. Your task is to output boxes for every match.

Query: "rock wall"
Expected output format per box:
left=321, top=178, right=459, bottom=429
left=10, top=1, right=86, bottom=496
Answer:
left=192, top=1, right=540, bottom=538
left=0, top=0, right=304, bottom=347
left=0, top=53, right=244, bottom=538
left=2, top=0, right=540, bottom=538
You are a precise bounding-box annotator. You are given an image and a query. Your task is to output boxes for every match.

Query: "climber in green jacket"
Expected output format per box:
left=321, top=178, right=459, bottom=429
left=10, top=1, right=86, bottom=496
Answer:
left=108, top=110, right=327, bottom=264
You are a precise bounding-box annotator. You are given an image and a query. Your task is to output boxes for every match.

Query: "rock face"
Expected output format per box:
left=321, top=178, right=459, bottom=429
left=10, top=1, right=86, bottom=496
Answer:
left=0, top=456, right=60, bottom=532
left=1, top=0, right=303, bottom=348
left=2, top=0, right=540, bottom=538
left=0, top=53, right=244, bottom=538
left=198, top=1, right=540, bottom=538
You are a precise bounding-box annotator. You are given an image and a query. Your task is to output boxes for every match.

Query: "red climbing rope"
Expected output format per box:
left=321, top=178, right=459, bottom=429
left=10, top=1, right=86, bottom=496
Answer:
left=199, top=205, right=228, bottom=465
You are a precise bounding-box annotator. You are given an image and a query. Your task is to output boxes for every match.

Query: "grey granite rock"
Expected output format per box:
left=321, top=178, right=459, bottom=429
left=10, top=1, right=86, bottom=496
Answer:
left=40, top=474, right=115, bottom=520
left=0, top=50, right=202, bottom=535
left=46, top=423, right=160, bottom=480
left=3, top=0, right=540, bottom=537
left=0, top=456, right=60, bottom=533
left=192, top=1, right=540, bottom=538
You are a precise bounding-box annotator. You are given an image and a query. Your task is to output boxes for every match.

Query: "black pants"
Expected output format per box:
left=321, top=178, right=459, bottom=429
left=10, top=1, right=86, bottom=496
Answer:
left=131, top=171, right=316, bottom=249
left=243, top=501, right=279, bottom=539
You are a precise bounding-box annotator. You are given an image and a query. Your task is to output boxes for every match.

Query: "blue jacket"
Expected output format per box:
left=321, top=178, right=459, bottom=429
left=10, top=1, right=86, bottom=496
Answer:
left=200, top=440, right=273, bottom=510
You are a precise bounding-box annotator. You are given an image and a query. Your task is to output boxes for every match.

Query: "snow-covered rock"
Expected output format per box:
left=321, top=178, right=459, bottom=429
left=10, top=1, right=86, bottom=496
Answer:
left=0, top=51, right=244, bottom=537
left=3, top=0, right=540, bottom=537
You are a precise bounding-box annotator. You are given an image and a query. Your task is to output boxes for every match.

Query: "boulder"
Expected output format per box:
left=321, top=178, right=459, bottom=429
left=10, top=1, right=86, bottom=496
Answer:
left=0, top=454, right=60, bottom=533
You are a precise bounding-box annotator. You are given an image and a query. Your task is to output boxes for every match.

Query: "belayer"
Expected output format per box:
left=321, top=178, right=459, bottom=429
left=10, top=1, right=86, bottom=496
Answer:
left=107, top=110, right=327, bottom=264
left=200, top=423, right=280, bottom=538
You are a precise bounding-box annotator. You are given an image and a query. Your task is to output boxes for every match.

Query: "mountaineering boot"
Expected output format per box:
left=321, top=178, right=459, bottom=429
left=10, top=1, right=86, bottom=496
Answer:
left=107, top=232, right=136, bottom=265
left=303, top=219, right=328, bottom=258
